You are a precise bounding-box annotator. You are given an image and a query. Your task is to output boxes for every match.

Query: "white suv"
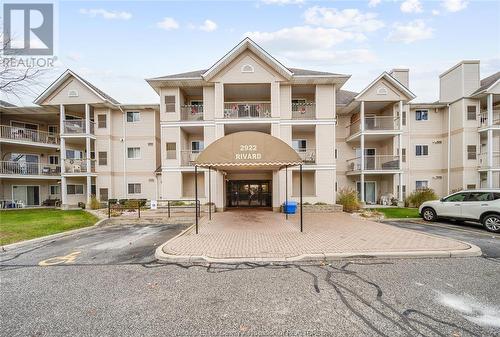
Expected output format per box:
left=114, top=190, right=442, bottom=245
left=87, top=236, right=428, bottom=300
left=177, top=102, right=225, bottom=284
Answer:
left=419, top=189, right=500, bottom=233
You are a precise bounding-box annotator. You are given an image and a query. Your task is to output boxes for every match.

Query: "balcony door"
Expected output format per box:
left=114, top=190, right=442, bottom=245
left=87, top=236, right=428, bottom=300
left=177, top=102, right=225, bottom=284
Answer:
left=11, top=153, right=39, bottom=175
left=355, top=148, right=376, bottom=170
left=12, top=185, right=40, bottom=206
left=356, top=181, right=376, bottom=204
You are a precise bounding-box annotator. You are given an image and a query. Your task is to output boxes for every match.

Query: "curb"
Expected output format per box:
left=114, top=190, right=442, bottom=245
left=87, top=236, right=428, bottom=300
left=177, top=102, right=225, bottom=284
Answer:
left=154, top=234, right=483, bottom=264
left=1, top=218, right=110, bottom=251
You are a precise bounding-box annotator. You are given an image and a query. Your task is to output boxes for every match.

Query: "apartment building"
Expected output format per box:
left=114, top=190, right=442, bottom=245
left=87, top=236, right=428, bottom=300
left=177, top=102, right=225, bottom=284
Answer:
left=0, top=39, right=498, bottom=209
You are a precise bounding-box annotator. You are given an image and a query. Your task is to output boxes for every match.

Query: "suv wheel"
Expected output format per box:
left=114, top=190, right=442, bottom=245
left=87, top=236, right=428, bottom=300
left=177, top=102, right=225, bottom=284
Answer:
left=483, top=214, right=500, bottom=233
left=422, top=208, right=437, bottom=222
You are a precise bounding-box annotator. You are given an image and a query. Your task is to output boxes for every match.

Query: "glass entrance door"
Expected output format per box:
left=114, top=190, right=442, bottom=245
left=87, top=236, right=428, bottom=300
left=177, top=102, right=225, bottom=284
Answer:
left=356, top=181, right=376, bottom=204
left=227, top=180, right=272, bottom=207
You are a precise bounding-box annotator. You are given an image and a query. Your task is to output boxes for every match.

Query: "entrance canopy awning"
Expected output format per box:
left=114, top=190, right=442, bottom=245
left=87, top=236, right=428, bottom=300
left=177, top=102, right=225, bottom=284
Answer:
left=195, top=131, right=303, bottom=170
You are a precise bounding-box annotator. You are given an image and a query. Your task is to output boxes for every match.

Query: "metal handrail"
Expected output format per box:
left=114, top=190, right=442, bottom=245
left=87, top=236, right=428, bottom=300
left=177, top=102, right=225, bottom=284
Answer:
left=478, top=111, right=500, bottom=127
left=64, top=158, right=96, bottom=173
left=346, top=155, right=401, bottom=171
left=180, top=150, right=201, bottom=166
left=223, top=102, right=272, bottom=118
left=0, top=125, right=59, bottom=145
left=347, top=116, right=401, bottom=136
left=180, top=105, right=204, bottom=121
left=292, top=103, right=315, bottom=119
left=294, top=148, right=316, bottom=164
left=0, top=161, right=61, bottom=176
left=63, top=119, right=95, bottom=134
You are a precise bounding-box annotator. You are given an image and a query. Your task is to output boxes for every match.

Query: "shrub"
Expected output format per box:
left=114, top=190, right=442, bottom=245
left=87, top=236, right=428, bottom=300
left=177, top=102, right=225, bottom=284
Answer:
left=314, top=202, right=327, bottom=205
left=406, top=188, right=438, bottom=208
left=337, top=188, right=360, bottom=213
left=89, top=196, right=101, bottom=210
left=123, top=200, right=141, bottom=210
left=170, top=201, right=186, bottom=206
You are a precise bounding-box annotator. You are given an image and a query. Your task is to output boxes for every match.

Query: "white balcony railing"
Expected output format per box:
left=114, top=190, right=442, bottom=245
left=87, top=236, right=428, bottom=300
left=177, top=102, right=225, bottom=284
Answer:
left=478, top=111, right=500, bottom=128
left=478, top=152, right=500, bottom=169
left=180, top=105, right=204, bottom=121
left=63, top=120, right=94, bottom=135
left=0, top=125, right=59, bottom=145
left=347, top=116, right=400, bottom=136
left=295, top=148, right=316, bottom=164
left=223, top=102, right=271, bottom=119
left=292, top=103, right=315, bottom=119
left=0, top=161, right=61, bottom=176
left=64, top=159, right=96, bottom=173
left=181, top=150, right=200, bottom=166
left=347, top=155, right=401, bottom=172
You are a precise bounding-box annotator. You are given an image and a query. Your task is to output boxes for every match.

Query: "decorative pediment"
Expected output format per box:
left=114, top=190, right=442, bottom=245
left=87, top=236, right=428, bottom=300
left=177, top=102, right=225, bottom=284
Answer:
left=355, top=72, right=415, bottom=102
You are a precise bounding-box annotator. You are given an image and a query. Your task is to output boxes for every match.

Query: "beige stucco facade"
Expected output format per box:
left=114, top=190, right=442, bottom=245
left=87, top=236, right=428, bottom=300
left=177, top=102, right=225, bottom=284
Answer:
left=1, top=40, right=499, bottom=209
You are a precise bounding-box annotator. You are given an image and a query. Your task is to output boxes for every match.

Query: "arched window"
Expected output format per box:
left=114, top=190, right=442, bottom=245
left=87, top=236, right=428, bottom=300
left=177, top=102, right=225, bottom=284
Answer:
left=241, top=64, right=254, bottom=73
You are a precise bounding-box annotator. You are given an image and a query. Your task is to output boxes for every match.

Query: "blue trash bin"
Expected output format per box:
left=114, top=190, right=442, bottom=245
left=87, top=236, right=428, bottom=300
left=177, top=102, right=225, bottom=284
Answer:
left=283, top=201, right=297, bottom=214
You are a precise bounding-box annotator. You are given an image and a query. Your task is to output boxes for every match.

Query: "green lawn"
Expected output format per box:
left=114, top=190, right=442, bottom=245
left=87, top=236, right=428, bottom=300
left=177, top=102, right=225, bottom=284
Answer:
left=0, top=209, right=98, bottom=245
left=374, top=208, right=420, bottom=219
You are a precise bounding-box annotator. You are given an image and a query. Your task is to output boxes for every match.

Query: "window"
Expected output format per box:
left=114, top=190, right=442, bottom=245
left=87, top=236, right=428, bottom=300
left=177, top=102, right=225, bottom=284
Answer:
left=493, top=193, right=500, bottom=200
left=166, top=143, right=176, bottom=159
left=467, top=106, right=477, bottom=121
left=402, top=110, right=407, bottom=126
left=48, top=125, right=58, bottom=134
left=443, top=192, right=468, bottom=202
left=98, top=152, right=108, bottom=166
left=467, top=192, right=491, bottom=202
left=415, top=181, right=428, bottom=190
left=401, top=148, right=407, bottom=162
left=99, top=188, right=108, bottom=201
left=67, top=184, right=84, bottom=195
left=467, top=145, right=477, bottom=160
left=191, top=141, right=204, bottom=153
left=49, top=155, right=59, bottom=165
left=397, top=185, right=407, bottom=200
left=97, top=114, right=107, bottom=128
left=165, top=96, right=176, bottom=113
left=415, top=145, right=428, bottom=156
left=466, top=184, right=476, bottom=190
left=127, top=147, right=141, bottom=159
left=292, top=139, right=307, bottom=151
left=335, top=149, right=338, bottom=159
left=126, top=112, right=140, bottom=123
left=49, top=185, right=60, bottom=195
left=128, top=183, right=141, bottom=194
left=66, top=150, right=83, bottom=159
left=415, top=110, right=428, bottom=121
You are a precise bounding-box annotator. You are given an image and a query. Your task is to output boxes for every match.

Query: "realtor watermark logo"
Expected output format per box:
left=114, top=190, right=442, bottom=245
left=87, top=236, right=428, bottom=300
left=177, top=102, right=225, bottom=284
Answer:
left=2, top=2, right=57, bottom=67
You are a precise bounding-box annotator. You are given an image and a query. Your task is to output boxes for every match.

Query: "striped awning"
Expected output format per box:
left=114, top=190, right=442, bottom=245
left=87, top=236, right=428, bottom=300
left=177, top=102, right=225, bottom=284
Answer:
left=195, top=131, right=302, bottom=169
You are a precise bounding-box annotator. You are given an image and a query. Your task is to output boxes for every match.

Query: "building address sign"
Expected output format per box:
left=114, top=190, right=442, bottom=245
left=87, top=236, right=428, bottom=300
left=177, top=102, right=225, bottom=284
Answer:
left=235, top=144, right=262, bottom=160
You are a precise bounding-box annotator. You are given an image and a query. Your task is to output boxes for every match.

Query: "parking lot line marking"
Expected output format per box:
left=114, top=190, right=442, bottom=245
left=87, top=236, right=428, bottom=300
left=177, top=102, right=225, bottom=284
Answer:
left=38, top=251, right=81, bottom=266
left=404, top=221, right=500, bottom=238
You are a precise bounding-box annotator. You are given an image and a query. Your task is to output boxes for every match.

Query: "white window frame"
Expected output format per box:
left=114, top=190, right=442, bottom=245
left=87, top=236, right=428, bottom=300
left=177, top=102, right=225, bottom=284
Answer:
left=191, top=141, right=204, bottom=153
left=49, top=185, right=60, bottom=195
left=48, top=155, right=59, bottom=165
left=97, top=114, right=107, bottom=128
left=126, top=111, right=140, bottom=123
left=48, top=125, right=58, bottom=134
left=127, top=147, right=141, bottom=159
left=415, top=180, right=428, bottom=190
left=128, top=183, right=141, bottom=194
left=67, top=184, right=84, bottom=195
left=415, top=145, right=429, bottom=157
left=415, top=110, right=429, bottom=121
left=98, top=151, right=108, bottom=166
left=292, top=139, right=307, bottom=151
left=10, top=120, right=39, bottom=130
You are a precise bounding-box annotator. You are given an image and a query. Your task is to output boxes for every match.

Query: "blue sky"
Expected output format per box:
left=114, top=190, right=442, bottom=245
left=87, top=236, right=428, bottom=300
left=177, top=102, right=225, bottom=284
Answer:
left=6, top=0, right=500, bottom=105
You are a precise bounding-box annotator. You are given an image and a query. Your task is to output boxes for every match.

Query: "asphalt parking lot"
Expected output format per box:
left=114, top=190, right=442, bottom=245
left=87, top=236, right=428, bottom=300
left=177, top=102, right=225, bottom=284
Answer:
left=1, top=221, right=499, bottom=337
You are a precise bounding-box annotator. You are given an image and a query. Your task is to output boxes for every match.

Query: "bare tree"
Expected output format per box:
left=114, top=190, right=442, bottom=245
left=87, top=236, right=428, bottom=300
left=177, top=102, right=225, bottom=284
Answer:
left=1, top=32, right=49, bottom=102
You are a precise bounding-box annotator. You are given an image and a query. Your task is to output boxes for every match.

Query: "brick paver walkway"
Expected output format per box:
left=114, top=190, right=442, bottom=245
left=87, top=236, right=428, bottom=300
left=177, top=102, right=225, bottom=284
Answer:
left=162, top=209, right=472, bottom=260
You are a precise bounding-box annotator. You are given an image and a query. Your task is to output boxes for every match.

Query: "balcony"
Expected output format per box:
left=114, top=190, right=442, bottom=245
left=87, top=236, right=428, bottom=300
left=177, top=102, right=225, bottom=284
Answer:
left=223, top=102, right=271, bottom=119
left=347, top=155, right=401, bottom=173
left=347, top=116, right=401, bottom=137
left=478, top=152, right=500, bottom=169
left=0, top=125, right=59, bottom=146
left=64, top=159, right=96, bottom=174
left=180, top=105, right=204, bottom=121
left=181, top=150, right=200, bottom=166
left=63, top=119, right=94, bottom=135
left=0, top=161, right=61, bottom=177
left=478, top=111, right=500, bottom=128
left=295, top=148, right=316, bottom=164
left=292, top=103, right=315, bottom=119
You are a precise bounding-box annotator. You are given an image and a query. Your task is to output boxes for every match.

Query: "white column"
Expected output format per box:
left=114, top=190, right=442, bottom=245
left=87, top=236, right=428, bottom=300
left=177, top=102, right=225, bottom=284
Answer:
left=271, top=81, right=280, bottom=118
left=86, top=176, right=92, bottom=204
left=398, top=100, right=403, bottom=202
left=59, top=105, right=67, bottom=208
left=214, top=82, right=224, bottom=119
left=360, top=101, right=365, bottom=203
left=487, top=94, right=493, bottom=187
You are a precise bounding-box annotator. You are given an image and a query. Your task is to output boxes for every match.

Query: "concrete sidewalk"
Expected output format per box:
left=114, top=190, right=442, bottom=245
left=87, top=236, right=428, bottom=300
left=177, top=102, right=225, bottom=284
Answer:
left=156, top=210, right=481, bottom=263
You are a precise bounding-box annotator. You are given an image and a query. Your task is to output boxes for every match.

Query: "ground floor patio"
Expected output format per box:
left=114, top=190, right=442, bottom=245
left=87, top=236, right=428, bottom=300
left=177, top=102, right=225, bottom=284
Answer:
left=157, top=209, right=479, bottom=262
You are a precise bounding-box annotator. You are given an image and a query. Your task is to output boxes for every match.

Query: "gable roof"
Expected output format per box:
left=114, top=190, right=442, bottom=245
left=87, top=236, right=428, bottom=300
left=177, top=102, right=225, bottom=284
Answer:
left=34, top=69, right=120, bottom=105
left=471, top=71, right=500, bottom=96
left=337, top=90, right=358, bottom=105
left=201, top=37, right=293, bottom=81
left=354, top=72, right=416, bottom=101
left=0, top=100, right=17, bottom=107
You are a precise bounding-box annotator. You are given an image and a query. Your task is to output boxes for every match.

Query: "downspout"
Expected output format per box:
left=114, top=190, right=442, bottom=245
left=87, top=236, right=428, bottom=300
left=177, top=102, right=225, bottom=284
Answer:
left=447, top=104, right=451, bottom=194
left=119, top=106, right=127, bottom=198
